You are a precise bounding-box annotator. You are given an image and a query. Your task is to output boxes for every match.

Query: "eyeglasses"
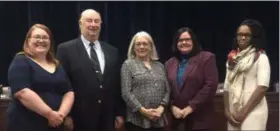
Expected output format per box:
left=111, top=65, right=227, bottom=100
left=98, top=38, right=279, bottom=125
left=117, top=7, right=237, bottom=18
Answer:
left=30, top=35, right=50, bottom=41
left=135, top=42, right=149, bottom=47
left=237, top=33, right=252, bottom=38
left=178, top=38, right=192, bottom=43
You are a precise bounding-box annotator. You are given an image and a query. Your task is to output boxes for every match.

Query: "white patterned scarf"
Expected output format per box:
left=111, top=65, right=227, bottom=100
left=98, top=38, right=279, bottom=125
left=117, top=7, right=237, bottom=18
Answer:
left=226, top=46, right=256, bottom=112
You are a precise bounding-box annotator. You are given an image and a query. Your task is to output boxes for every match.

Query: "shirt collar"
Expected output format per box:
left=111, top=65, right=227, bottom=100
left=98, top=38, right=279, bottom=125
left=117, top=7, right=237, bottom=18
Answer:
left=80, top=35, right=100, bottom=49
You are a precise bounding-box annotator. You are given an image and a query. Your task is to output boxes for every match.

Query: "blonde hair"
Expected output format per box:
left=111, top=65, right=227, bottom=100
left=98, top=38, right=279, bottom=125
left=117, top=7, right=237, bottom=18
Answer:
left=127, top=31, right=159, bottom=60
left=20, top=23, right=59, bottom=66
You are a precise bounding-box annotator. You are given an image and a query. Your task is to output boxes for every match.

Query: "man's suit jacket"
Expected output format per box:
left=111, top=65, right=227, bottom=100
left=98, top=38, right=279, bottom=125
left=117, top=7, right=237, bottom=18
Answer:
left=56, top=37, right=124, bottom=130
left=165, top=51, right=218, bottom=130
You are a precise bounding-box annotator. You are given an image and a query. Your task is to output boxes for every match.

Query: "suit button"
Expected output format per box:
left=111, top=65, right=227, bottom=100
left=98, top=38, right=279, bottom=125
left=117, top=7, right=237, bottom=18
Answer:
left=98, top=100, right=102, bottom=103
left=96, top=70, right=99, bottom=73
left=100, top=85, right=103, bottom=88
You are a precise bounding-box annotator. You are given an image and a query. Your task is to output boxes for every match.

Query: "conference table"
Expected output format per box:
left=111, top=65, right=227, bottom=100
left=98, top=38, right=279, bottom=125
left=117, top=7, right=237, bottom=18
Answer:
left=0, top=92, right=278, bottom=131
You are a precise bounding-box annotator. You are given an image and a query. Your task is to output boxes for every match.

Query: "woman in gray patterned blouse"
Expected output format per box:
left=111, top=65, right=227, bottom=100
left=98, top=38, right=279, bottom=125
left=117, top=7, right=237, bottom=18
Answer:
left=121, top=31, right=170, bottom=131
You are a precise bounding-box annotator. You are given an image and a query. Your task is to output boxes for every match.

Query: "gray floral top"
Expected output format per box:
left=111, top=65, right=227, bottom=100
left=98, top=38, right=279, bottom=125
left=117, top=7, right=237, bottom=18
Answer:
left=121, top=59, right=170, bottom=129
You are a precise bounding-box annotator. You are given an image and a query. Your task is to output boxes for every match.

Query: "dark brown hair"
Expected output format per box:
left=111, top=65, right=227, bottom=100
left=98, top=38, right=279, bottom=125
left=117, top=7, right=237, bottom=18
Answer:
left=172, top=27, right=202, bottom=60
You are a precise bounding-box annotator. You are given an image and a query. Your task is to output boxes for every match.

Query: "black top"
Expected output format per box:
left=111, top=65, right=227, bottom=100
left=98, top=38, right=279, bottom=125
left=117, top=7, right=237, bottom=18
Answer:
left=6, top=54, right=72, bottom=131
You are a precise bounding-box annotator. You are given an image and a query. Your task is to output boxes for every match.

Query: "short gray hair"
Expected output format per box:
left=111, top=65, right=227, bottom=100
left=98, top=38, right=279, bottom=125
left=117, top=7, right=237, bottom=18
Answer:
left=127, top=31, right=159, bottom=60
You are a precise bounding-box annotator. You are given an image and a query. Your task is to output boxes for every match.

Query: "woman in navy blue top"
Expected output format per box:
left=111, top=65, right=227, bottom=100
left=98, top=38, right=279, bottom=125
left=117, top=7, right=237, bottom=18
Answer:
left=7, top=24, right=74, bottom=131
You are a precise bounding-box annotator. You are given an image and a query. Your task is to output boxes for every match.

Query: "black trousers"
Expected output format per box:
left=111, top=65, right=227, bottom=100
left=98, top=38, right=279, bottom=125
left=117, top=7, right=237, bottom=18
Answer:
left=125, top=122, right=164, bottom=131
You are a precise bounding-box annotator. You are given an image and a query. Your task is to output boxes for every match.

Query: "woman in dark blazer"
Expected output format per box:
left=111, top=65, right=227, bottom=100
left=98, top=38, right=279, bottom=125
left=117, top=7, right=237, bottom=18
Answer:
left=165, top=27, right=219, bottom=131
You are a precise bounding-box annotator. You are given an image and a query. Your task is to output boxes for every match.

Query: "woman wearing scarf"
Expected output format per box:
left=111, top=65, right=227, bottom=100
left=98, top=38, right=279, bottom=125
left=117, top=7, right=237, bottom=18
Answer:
left=224, top=19, right=271, bottom=130
left=165, top=27, right=219, bottom=131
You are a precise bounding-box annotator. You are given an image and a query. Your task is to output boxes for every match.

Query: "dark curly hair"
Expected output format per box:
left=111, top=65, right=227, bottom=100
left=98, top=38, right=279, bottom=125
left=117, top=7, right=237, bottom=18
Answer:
left=233, top=19, right=267, bottom=51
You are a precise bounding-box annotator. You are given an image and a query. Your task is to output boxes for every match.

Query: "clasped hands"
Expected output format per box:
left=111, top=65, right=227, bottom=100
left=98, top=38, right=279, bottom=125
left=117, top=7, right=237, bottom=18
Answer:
left=46, top=110, right=66, bottom=128
left=171, top=105, right=193, bottom=119
left=225, top=109, right=247, bottom=127
left=139, top=106, right=164, bottom=121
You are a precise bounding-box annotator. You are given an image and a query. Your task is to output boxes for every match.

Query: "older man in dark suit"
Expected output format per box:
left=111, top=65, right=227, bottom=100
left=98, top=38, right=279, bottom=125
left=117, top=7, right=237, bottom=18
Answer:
left=56, top=9, right=125, bottom=131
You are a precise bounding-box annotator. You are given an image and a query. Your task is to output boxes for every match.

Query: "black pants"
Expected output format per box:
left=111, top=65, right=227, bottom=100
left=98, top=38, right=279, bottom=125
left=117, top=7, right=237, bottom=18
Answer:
left=73, top=113, right=113, bottom=131
left=125, top=122, right=164, bottom=131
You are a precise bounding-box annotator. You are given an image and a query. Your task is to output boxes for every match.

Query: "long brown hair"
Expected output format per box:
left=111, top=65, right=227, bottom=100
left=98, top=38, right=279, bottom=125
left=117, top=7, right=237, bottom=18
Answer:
left=20, top=24, right=58, bottom=66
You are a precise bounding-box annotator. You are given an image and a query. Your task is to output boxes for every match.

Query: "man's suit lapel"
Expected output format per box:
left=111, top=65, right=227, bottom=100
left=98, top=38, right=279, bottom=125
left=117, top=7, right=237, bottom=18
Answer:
left=75, top=37, right=100, bottom=81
